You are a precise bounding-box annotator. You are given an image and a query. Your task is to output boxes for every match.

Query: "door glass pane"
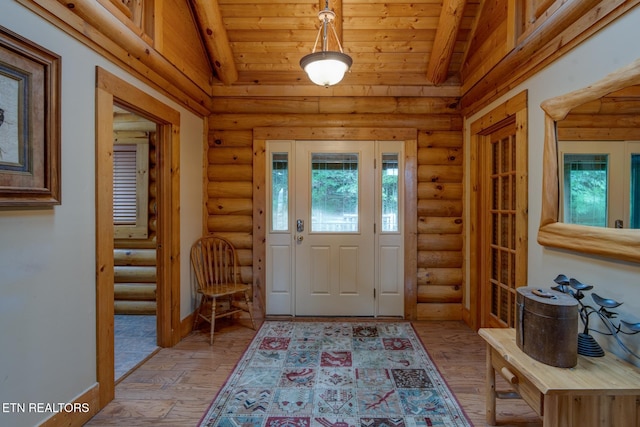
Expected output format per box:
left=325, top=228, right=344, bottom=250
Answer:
left=271, top=153, right=289, bottom=231
left=563, top=154, right=608, bottom=227
left=381, top=153, right=399, bottom=232
left=311, top=153, right=358, bottom=232
left=631, top=154, right=640, bottom=229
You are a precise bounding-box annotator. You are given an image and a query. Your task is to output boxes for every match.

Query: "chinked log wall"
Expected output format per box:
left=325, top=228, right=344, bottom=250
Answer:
left=207, top=96, right=463, bottom=320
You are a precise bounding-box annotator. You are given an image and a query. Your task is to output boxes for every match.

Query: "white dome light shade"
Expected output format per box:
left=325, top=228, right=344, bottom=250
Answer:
left=300, top=51, right=352, bottom=87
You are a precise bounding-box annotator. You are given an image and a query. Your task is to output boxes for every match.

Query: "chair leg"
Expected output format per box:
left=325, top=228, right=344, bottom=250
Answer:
left=193, top=294, right=205, bottom=330
left=244, top=290, right=256, bottom=330
left=210, top=297, right=217, bottom=345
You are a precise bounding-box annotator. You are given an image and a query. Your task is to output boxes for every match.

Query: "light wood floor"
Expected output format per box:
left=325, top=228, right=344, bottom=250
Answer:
left=85, top=319, right=542, bottom=426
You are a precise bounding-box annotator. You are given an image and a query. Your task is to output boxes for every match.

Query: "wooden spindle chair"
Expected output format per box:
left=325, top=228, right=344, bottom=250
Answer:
left=190, top=235, right=256, bottom=344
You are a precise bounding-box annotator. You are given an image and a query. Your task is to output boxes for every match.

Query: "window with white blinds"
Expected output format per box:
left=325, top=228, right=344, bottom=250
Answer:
left=113, top=142, right=149, bottom=238
left=113, top=145, right=137, bottom=225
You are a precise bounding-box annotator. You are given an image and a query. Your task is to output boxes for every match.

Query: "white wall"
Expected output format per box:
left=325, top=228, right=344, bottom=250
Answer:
left=465, top=7, right=640, bottom=366
left=180, top=113, right=205, bottom=315
left=0, top=2, right=203, bottom=426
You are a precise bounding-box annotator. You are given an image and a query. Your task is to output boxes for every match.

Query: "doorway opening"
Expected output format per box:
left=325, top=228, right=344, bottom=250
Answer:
left=112, top=105, right=159, bottom=382
left=95, top=67, right=181, bottom=409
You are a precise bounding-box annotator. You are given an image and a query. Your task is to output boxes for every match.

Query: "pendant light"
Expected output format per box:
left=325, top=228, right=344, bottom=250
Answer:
left=300, top=0, right=352, bottom=87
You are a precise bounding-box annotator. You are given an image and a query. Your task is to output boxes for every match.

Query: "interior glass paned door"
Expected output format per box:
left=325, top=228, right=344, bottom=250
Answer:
left=295, top=141, right=375, bottom=316
left=488, top=127, right=518, bottom=328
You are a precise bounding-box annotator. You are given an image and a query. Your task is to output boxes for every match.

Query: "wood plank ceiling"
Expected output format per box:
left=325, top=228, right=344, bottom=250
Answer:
left=191, top=0, right=481, bottom=90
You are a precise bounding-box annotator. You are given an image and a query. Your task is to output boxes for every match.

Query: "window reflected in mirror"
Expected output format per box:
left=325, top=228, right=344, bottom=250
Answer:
left=556, top=84, right=640, bottom=229
left=537, top=58, right=640, bottom=263
left=560, top=151, right=609, bottom=227
left=558, top=141, right=640, bottom=229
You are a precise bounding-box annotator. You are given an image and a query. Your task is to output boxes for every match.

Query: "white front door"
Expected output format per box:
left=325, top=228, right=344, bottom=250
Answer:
left=294, top=141, right=375, bottom=315
left=265, top=140, right=404, bottom=317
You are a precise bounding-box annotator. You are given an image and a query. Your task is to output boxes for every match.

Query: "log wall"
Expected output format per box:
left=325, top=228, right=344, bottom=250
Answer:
left=416, top=130, right=464, bottom=320
left=207, top=97, right=463, bottom=320
left=114, top=132, right=158, bottom=315
left=206, top=129, right=255, bottom=286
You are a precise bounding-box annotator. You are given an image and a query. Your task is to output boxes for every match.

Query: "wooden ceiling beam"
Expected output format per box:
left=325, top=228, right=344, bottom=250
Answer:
left=324, top=0, right=343, bottom=52
left=426, top=0, right=467, bottom=85
left=211, top=84, right=461, bottom=98
left=191, top=0, right=238, bottom=85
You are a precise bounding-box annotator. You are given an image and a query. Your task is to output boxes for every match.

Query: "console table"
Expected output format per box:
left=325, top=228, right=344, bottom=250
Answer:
left=479, top=328, right=640, bottom=427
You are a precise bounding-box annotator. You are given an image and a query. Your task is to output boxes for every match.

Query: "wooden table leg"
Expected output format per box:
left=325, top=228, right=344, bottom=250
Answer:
left=486, top=343, right=497, bottom=425
left=543, top=395, right=558, bottom=427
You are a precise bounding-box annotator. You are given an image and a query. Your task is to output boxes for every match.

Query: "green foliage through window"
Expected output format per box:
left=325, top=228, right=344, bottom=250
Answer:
left=311, top=153, right=359, bottom=231
left=271, top=153, right=289, bottom=231
left=381, top=154, right=399, bottom=231
left=563, top=154, right=607, bottom=227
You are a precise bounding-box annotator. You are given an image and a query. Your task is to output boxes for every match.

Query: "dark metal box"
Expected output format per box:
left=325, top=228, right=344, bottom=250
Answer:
left=516, top=287, right=578, bottom=368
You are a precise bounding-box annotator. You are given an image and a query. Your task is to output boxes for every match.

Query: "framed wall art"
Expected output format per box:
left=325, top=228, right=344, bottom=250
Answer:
left=0, top=26, right=60, bottom=207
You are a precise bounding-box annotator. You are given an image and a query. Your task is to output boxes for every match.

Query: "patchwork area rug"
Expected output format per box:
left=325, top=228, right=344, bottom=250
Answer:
left=199, top=321, right=471, bottom=427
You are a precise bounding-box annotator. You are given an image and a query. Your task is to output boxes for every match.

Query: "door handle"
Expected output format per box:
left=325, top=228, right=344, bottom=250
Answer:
left=296, top=235, right=304, bottom=242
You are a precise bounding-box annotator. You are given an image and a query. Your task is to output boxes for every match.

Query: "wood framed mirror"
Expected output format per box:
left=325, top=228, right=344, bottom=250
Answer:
left=538, top=57, right=640, bottom=263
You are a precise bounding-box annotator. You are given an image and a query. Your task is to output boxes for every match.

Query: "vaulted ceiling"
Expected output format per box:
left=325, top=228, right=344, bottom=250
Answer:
left=191, top=0, right=481, bottom=89
left=40, top=0, right=635, bottom=114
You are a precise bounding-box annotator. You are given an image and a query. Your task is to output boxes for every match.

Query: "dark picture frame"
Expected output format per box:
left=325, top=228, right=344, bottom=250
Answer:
left=0, top=26, right=60, bottom=207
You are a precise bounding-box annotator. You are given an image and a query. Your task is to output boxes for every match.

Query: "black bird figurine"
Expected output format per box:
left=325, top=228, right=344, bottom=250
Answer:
left=552, top=274, right=573, bottom=295
left=620, top=320, right=640, bottom=333
left=591, top=293, right=622, bottom=309
left=552, top=274, right=640, bottom=359
left=591, top=293, right=621, bottom=319
left=569, top=278, right=593, bottom=300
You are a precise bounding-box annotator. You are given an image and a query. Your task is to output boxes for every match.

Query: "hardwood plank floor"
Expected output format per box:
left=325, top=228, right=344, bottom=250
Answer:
left=85, top=319, right=542, bottom=426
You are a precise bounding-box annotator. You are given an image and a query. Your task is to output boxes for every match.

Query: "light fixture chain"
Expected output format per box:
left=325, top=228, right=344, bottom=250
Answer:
left=299, top=0, right=352, bottom=86
left=311, top=25, right=323, bottom=54
left=329, top=22, right=345, bottom=53
left=322, top=14, right=329, bottom=51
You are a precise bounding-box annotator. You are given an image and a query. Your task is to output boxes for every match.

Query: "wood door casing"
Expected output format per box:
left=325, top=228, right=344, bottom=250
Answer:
left=96, top=67, right=181, bottom=410
left=254, top=128, right=418, bottom=319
